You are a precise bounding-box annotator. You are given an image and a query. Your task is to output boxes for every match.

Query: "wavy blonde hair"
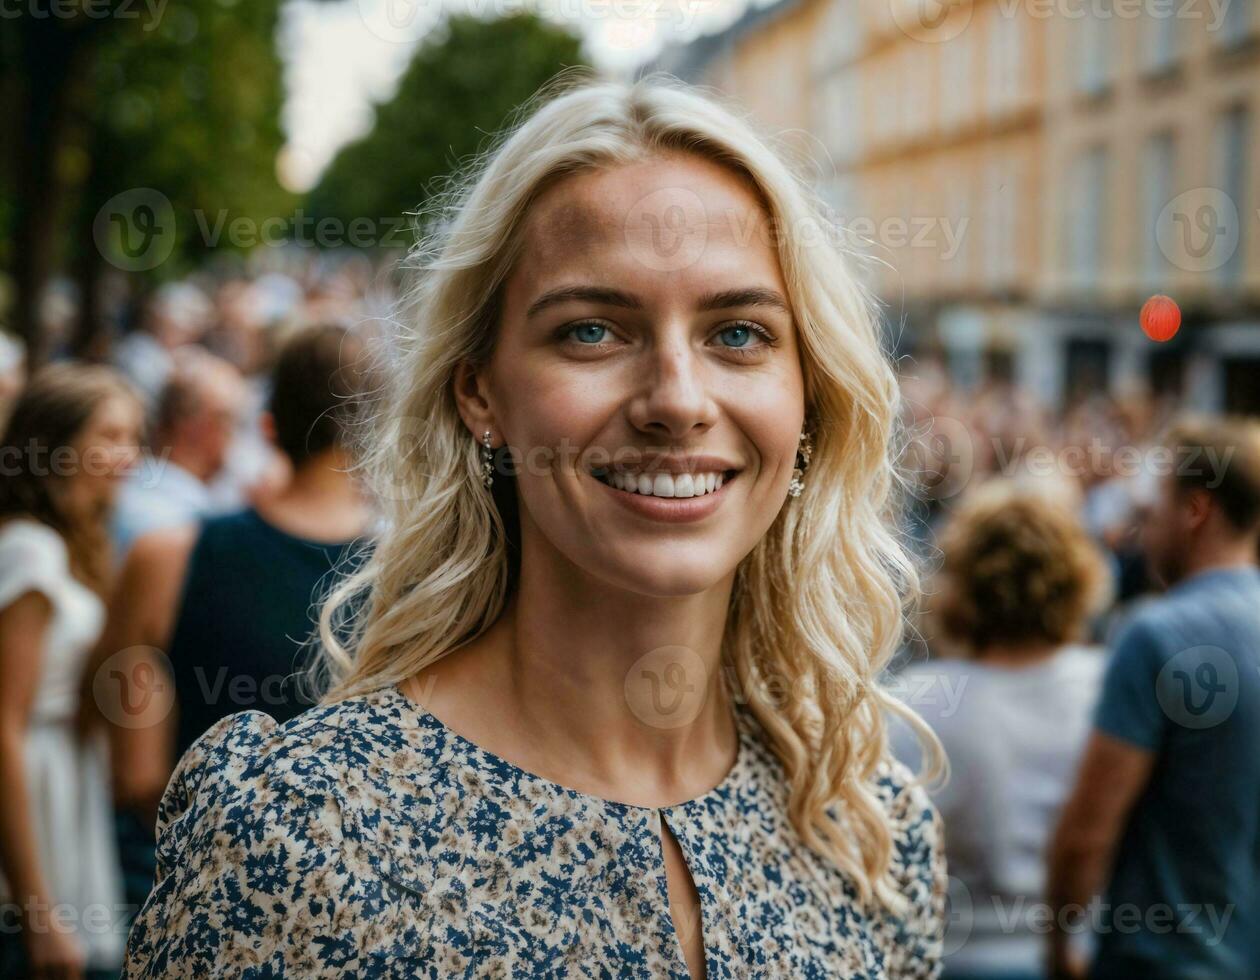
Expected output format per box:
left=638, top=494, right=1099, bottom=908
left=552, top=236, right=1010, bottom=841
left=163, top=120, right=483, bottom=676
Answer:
left=314, top=68, right=942, bottom=914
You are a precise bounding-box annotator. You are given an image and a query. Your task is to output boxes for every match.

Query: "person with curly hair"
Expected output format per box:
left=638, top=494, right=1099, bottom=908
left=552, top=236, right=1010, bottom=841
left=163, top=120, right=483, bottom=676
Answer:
left=892, top=481, right=1112, bottom=980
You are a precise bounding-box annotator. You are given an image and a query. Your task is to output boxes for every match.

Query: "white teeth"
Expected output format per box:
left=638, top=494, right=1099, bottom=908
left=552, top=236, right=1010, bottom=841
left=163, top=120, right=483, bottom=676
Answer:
left=598, top=469, right=730, bottom=497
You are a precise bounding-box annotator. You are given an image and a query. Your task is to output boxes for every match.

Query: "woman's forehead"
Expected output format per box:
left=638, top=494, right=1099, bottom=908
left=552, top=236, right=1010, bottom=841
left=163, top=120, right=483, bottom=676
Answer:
left=522, top=158, right=775, bottom=252
left=514, top=168, right=783, bottom=298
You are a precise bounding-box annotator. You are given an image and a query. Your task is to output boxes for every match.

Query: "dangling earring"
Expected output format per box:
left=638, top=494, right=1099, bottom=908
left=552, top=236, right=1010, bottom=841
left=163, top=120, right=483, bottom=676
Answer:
left=787, top=429, right=813, bottom=498
left=480, top=430, right=494, bottom=488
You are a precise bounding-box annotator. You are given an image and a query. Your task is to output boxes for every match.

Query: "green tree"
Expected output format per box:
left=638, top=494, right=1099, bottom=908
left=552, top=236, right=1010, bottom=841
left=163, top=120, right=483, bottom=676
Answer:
left=308, top=12, right=587, bottom=244
left=1, top=0, right=294, bottom=360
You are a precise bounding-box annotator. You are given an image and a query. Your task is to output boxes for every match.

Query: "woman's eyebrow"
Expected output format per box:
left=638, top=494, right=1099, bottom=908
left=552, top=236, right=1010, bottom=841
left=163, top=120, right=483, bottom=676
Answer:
left=525, top=285, right=791, bottom=319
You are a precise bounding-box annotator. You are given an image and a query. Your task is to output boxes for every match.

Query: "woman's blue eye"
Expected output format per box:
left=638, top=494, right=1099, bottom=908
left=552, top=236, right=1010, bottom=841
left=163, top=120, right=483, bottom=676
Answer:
left=718, top=323, right=755, bottom=348
left=570, top=322, right=608, bottom=344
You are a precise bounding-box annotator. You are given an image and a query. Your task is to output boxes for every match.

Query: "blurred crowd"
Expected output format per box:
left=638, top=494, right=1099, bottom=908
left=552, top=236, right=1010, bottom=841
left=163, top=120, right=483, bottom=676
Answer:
left=1, top=252, right=1259, bottom=979
left=0, top=251, right=386, bottom=978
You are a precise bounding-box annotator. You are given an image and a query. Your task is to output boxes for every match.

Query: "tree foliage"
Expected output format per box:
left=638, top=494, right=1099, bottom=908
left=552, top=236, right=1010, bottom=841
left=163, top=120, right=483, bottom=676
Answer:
left=308, top=12, right=587, bottom=243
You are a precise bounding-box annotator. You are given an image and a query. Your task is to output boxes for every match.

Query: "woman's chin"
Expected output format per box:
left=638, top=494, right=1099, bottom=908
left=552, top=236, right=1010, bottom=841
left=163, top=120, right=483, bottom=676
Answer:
left=583, top=551, right=737, bottom=600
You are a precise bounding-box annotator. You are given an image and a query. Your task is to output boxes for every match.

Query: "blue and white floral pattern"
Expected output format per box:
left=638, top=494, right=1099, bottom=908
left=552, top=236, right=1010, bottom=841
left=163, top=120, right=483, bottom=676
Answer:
left=122, top=683, right=945, bottom=978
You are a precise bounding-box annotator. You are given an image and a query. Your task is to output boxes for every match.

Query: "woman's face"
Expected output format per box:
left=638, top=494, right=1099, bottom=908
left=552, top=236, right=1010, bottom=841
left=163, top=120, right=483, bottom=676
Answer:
left=467, top=153, right=806, bottom=597
left=71, top=393, right=143, bottom=510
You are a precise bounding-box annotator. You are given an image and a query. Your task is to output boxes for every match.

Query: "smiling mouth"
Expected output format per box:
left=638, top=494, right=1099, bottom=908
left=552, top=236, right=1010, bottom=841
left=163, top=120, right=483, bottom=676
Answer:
left=590, top=467, right=738, bottom=498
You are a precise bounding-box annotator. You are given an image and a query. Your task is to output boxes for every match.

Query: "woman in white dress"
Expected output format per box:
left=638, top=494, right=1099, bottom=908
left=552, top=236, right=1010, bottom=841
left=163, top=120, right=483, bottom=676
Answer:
left=0, top=363, right=143, bottom=980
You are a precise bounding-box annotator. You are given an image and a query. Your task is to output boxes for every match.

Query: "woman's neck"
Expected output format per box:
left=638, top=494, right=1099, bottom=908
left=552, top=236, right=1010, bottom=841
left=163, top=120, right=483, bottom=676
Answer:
left=409, top=559, right=740, bottom=807
left=971, top=639, right=1060, bottom=669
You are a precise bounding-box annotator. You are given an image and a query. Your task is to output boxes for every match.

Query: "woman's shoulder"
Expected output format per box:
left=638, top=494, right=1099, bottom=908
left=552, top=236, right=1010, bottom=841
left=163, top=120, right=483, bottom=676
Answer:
left=126, top=693, right=424, bottom=978
left=158, top=685, right=459, bottom=859
left=163, top=685, right=426, bottom=808
left=0, top=516, right=66, bottom=558
left=0, top=517, right=72, bottom=606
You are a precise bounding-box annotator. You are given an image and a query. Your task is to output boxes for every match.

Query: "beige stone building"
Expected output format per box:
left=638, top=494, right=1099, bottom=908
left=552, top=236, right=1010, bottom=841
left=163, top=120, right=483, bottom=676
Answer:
left=644, top=0, right=1260, bottom=411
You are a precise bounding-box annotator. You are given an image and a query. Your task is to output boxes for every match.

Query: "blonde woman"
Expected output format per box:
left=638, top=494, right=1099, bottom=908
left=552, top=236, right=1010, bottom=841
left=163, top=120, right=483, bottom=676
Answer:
left=122, top=72, right=946, bottom=978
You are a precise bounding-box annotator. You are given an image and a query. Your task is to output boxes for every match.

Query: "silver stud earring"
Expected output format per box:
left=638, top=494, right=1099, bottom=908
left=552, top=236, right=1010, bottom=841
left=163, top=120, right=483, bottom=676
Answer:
left=480, top=430, right=494, bottom=489
left=787, top=430, right=813, bottom=498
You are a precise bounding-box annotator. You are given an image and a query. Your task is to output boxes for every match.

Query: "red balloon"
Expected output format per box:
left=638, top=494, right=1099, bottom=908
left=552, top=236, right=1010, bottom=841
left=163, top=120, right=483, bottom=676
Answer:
left=1140, top=295, right=1181, bottom=342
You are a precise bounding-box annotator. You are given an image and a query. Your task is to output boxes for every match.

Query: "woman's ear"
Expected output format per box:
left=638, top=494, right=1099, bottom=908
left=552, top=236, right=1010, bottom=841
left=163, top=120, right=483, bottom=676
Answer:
left=452, top=360, right=497, bottom=444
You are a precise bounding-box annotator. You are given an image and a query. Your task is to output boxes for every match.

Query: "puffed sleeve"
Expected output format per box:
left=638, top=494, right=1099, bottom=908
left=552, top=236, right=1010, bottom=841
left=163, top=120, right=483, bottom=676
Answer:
left=0, top=520, right=72, bottom=611
left=121, top=710, right=359, bottom=978
left=877, top=757, right=948, bottom=980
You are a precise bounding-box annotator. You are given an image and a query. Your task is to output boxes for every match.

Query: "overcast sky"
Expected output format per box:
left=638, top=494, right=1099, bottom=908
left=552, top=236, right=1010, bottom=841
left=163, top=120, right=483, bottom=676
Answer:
left=276, top=0, right=757, bottom=192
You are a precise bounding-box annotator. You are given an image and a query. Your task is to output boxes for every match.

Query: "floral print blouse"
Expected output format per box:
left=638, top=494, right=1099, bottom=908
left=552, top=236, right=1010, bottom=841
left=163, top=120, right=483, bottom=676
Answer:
left=122, top=682, right=946, bottom=978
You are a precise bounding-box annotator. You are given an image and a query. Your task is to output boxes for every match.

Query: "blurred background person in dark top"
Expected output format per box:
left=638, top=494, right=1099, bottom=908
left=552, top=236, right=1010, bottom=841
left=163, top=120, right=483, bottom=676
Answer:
left=92, top=322, right=376, bottom=919
left=892, top=482, right=1111, bottom=980
left=1049, top=416, right=1260, bottom=980
left=109, top=347, right=245, bottom=560
left=0, top=363, right=142, bottom=980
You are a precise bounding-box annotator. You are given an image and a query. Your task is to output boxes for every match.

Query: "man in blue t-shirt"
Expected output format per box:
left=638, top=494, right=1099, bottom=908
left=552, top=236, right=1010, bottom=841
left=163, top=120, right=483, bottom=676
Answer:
left=1048, top=416, right=1260, bottom=980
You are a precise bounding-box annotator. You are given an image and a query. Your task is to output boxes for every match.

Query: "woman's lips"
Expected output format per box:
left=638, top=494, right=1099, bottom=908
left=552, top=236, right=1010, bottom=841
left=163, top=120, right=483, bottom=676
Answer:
left=590, top=469, right=738, bottom=524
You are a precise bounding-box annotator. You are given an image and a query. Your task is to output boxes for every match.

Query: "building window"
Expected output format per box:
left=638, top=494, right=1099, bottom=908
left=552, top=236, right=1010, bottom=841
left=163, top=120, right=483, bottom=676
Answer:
left=1215, top=104, right=1249, bottom=287
left=1143, top=130, right=1176, bottom=287
left=1218, top=0, right=1255, bottom=48
left=941, top=30, right=972, bottom=129
left=984, top=156, right=1016, bottom=286
left=1067, top=144, right=1108, bottom=289
left=1077, top=0, right=1113, bottom=95
left=987, top=13, right=1022, bottom=116
left=1143, top=10, right=1179, bottom=73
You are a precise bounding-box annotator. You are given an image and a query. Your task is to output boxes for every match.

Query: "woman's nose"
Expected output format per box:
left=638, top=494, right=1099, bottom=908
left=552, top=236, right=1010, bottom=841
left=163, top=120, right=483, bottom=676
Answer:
left=625, top=338, right=718, bottom=441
